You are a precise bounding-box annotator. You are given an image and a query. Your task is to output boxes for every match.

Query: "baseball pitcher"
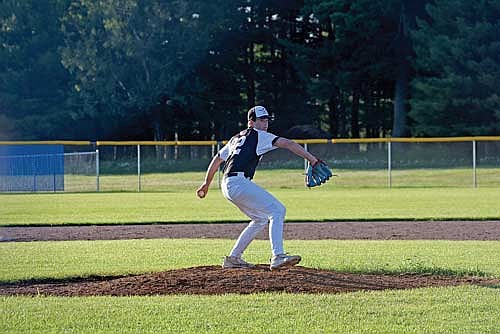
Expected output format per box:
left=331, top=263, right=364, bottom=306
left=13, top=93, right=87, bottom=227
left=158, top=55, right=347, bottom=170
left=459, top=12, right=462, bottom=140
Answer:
left=196, top=106, right=331, bottom=270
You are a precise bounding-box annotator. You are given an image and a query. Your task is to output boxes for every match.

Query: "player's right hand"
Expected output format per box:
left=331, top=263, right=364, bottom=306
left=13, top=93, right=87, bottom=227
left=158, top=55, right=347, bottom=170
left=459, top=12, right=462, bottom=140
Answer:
left=196, top=184, right=208, bottom=199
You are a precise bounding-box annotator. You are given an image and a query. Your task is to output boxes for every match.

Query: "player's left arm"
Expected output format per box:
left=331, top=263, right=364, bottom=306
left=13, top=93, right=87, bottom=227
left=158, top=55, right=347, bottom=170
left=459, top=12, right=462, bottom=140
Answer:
left=273, top=137, right=319, bottom=166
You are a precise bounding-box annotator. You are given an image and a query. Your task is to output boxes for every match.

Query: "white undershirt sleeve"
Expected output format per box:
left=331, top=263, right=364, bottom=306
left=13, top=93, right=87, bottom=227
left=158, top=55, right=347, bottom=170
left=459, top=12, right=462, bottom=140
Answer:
left=256, top=130, right=278, bottom=155
left=218, top=143, right=231, bottom=161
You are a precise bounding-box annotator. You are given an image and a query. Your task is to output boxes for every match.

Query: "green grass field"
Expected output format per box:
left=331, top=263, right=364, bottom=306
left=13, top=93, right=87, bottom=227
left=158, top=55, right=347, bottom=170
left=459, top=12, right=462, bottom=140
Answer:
left=2, top=286, right=500, bottom=334
left=3, top=239, right=500, bottom=282
left=1, top=238, right=500, bottom=333
left=2, top=187, right=500, bottom=226
left=2, top=168, right=500, bottom=226
left=2, top=169, right=500, bottom=333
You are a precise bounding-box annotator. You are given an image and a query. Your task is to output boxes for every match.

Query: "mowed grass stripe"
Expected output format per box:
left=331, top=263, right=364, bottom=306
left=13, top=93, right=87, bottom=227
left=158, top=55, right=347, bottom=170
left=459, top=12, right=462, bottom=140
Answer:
left=2, top=239, right=500, bottom=282
left=2, top=286, right=500, bottom=334
left=2, top=187, right=500, bottom=226
left=51, top=168, right=500, bottom=192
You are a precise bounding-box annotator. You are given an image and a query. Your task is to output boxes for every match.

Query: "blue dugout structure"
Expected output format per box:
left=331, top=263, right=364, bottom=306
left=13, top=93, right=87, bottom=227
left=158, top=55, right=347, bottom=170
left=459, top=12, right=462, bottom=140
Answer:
left=0, top=145, right=64, bottom=192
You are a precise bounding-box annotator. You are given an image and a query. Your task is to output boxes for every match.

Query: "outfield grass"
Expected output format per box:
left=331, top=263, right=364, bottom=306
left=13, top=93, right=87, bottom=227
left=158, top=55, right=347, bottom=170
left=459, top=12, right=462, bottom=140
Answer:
left=61, top=168, right=500, bottom=192
left=2, top=187, right=500, bottom=226
left=2, top=286, right=500, bottom=334
left=2, top=239, right=500, bottom=282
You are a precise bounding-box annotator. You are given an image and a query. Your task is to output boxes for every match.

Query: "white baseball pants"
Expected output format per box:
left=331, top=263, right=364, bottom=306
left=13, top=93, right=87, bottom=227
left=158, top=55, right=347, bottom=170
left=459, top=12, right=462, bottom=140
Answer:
left=221, top=173, right=286, bottom=257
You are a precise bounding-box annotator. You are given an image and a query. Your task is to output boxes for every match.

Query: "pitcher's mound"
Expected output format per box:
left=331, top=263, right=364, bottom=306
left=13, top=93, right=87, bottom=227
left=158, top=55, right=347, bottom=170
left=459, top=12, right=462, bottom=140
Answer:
left=1, top=266, right=498, bottom=296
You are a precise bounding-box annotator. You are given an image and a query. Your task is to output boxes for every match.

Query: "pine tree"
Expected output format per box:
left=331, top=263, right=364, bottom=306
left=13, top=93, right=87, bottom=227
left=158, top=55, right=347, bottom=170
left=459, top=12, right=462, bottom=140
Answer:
left=287, top=0, right=401, bottom=138
left=410, top=0, right=500, bottom=136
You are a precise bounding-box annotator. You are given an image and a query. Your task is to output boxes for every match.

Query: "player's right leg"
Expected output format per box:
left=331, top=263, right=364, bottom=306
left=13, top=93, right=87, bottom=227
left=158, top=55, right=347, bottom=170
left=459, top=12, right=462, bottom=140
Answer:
left=222, top=255, right=256, bottom=269
left=220, top=176, right=267, bottom=268
left=228, top=218, right=268, bottom=259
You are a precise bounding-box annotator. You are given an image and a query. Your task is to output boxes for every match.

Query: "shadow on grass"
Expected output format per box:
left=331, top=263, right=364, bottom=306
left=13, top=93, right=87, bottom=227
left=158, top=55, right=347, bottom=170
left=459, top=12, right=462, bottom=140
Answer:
left=0, top=274, right=132, bottom=286
left=362, top=267, right=492, bottom=278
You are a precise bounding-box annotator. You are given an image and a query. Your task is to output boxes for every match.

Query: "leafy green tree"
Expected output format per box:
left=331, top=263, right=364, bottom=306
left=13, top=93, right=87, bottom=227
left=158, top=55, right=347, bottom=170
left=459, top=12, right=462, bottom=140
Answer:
left=0, top=0, right=72, bottom=139
left=60, top=0, right=224, bottom=140
left=410, top=0, right=500, bottom=136
left=247, top=0, right=313, bottom=134
left=184, top=1, right=313, bottom=139
left=174, top=2, right=248, bottom=140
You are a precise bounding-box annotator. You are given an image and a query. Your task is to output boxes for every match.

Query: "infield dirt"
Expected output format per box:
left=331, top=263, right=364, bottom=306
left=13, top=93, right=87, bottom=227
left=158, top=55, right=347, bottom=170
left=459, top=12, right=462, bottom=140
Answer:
left=3, top=220, right=500, bottom=242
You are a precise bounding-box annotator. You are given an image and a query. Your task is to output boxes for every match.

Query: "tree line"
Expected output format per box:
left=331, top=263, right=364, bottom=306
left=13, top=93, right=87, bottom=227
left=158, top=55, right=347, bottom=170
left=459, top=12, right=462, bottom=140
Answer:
left=0, top=0, right=499, bottom=141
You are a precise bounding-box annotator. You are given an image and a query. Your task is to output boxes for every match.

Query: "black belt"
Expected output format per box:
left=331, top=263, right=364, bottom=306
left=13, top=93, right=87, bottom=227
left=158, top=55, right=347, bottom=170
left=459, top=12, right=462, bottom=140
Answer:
left=226, top=172, right=251, bottom=179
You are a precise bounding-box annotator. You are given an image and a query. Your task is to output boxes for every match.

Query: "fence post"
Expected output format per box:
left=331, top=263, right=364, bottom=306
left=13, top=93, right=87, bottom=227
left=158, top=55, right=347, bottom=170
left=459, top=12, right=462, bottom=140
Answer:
left=96, top=149, right=100, bottom=192
left=53, top=160, right=56, bottom=193
left=472, top=140, right=477, bottom=188
left=388, top=141, right=392, bottom=188
left=137, top=144, right=141, bottom=192
left=32, top=157, right=37, bottom=192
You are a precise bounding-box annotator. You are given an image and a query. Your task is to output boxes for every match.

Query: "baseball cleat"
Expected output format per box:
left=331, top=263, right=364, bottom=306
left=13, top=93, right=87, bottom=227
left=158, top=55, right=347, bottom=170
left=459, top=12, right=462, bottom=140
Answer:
left=270, top=254, right=301, bottom=270
left=222, top=256, right=256, bottom=269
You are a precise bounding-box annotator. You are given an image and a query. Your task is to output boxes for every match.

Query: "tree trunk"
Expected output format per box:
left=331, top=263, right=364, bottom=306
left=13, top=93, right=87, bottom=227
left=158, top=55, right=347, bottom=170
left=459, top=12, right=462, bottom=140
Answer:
left=152, top=119, right=163, bottom=141
left=338, top=90, right=348, bottom=137
left=374, top=87, right=384, bottom=137
left=392, top=5, right=411, bottom=137
left=351, top=89, right=360, bottom=138
left=151, top=105, right=165, bottom=160
left=392, top=59, right=409, bottom=137
left=328, top=87, right=339, bottom=138
left=365, top=82, right=374, bottom=137
left=271, top=39, right=279, bottom=116
left=246, top=42, right=256, bottom=108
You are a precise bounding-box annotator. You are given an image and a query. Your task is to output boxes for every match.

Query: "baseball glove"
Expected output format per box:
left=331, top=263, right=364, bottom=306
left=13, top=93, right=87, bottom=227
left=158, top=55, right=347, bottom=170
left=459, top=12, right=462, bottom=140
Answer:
left=306, top=160, right=333, bottom=188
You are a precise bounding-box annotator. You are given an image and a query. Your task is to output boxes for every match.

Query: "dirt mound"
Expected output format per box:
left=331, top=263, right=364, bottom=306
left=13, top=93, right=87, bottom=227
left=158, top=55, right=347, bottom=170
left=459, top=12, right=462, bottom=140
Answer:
left=1, top=266, right=498, bottom=296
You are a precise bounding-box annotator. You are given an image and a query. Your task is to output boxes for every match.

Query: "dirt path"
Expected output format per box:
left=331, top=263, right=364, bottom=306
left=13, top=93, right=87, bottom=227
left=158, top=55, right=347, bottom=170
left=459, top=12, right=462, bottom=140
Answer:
left=2, top=220, right=500, bottom=242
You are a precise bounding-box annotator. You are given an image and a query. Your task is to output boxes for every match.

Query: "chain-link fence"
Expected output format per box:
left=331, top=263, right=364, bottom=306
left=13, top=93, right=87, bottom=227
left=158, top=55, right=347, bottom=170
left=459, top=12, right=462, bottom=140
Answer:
left=1, top=137, right=499, bottom=192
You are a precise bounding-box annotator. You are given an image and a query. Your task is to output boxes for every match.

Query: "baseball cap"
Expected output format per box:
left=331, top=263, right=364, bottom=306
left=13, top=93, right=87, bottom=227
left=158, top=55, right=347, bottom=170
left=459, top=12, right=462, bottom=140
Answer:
left=247, top=106, right=269, bottom=121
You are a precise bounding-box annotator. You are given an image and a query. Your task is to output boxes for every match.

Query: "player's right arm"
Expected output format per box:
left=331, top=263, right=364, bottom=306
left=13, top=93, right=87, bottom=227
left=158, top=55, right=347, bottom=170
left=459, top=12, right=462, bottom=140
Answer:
left=196, top=155, right=224, bottom=198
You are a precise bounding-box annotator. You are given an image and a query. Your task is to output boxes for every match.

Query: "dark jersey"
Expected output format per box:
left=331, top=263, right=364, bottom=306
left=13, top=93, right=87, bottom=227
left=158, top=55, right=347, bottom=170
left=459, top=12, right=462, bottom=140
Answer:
left=218, top=128, right=279, bottom=179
